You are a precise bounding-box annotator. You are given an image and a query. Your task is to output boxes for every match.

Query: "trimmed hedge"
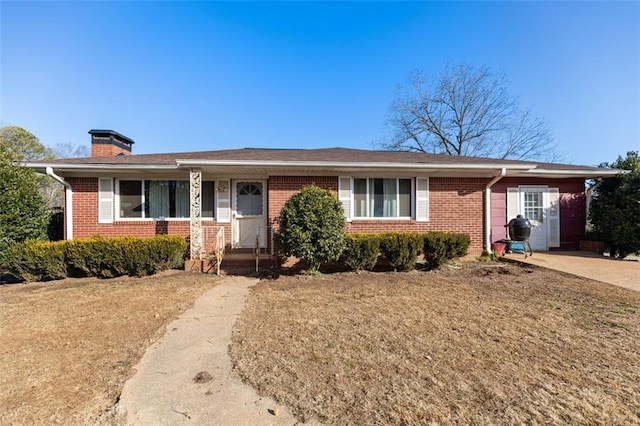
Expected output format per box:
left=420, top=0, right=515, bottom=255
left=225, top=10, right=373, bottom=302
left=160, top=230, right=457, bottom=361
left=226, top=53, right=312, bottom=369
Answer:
left=340, top=231, right=471, bottom=272
left=342, top=233, right=381, bottom=271
left=4, top=235, right=188, bottom=282
left=380, top=232, right=424, bottom=271
left=3, top=240, right=67, bottom=282
left=423, top=231, right=471, bottom=269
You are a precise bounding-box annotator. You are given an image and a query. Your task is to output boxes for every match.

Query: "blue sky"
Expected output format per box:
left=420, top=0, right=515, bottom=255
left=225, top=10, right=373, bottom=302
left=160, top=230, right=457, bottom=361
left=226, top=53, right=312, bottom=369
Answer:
left=1, top=1, right=638, bottom=166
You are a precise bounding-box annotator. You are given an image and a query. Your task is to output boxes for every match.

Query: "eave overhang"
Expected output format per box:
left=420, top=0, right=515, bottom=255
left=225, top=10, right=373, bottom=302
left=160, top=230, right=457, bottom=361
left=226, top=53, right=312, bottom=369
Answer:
left=22, top=160, right=621, bottom=180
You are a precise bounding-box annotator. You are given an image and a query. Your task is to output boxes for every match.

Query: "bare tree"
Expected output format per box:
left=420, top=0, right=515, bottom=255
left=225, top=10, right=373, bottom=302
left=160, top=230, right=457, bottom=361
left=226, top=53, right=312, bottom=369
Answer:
left=51, top=141, right=90, bottom=159
left=382, top=64, right=560, bottom=161
left=41, top=142, right=90, bottom=209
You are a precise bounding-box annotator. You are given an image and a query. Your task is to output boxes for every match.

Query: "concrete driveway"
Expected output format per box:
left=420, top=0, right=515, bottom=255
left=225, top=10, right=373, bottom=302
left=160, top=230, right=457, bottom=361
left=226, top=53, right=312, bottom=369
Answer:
left=505, top=251, right=640, bottom=292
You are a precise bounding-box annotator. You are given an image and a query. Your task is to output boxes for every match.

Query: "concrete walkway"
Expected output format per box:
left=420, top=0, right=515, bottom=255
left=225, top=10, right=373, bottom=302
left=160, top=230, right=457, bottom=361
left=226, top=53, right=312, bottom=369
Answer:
left=504, top=251, right=640, bottom=292
left=117, top=276, right=301, bottom=425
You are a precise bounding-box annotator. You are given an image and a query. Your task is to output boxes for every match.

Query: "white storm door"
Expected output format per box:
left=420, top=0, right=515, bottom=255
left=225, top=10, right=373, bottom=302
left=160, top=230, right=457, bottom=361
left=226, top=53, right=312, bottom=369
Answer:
left=521, top=187, right=548, bottom=251
left=232, top=181, right=267, bottom=248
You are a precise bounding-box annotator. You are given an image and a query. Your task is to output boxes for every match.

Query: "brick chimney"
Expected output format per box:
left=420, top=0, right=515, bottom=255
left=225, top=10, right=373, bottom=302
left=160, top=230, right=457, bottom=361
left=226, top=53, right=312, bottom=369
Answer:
left=89, top=129, right=135, bottom=157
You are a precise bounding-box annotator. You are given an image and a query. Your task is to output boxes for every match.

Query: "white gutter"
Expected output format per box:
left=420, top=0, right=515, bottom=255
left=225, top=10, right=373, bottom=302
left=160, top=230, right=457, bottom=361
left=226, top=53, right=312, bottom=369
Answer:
left=524, top=168, right=621, bottom=177
left=485, top=168, right=507, bottom=254
left=46, top=167, right=73, bottom=240
left=24, top=162, right=179, bottom=171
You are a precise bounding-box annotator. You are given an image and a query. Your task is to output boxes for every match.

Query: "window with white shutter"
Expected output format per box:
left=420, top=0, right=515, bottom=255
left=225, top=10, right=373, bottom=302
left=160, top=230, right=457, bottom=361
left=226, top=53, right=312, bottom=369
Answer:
left=216, top=179, right=230, bottom=223
left=338, top=177, right=352, bottom=222
left=98, top=178, right=113, bottom=224
left=415, top=177, right=429, bottom=222
left=548, top=188, right=560, bottom=248
left=507, top=187, right=519, bottom=221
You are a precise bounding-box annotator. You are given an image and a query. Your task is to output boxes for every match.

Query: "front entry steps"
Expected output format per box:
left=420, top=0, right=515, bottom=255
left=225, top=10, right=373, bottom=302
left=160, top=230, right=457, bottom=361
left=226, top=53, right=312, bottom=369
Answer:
left=184, top=248, right=275, bottom=274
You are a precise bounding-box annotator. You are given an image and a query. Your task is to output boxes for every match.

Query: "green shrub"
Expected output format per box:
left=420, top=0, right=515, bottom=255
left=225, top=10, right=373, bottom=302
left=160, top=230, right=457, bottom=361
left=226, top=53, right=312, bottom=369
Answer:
left=423, top=231, right=471, bottom=269
left=4, top=235, right=188, bottom=281
left=0, top=143, right=50, bottom=260
left=275, top=185, right=346, bottom=272
left=380, top=232, right=423, bottom=271
left=4, top=240, right=67, bottom=281
left=66, top=236, right=188, bottom=278
left=65, top=237, right=116, bottom=278
left=342, top=234, right=380, bottom=271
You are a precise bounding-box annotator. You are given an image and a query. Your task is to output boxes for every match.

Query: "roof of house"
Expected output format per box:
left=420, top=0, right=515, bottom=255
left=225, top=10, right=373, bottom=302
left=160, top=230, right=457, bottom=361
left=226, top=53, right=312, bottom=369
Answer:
left=23, top=147, right=620, bottom=179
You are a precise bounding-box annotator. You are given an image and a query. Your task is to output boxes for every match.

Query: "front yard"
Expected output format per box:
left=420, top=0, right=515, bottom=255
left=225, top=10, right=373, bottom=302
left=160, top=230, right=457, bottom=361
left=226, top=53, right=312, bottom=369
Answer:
left=0, top=271, right=218, bottom=425
left=2, top=262, right=638, bottom=425
left=231, top=263, right=640, bottom=424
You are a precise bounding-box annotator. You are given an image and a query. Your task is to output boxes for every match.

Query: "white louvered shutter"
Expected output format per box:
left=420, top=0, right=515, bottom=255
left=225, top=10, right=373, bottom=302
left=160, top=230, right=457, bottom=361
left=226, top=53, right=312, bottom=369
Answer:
left=507, top=187, right=519, bottom=221
left=98, top=178, right=113, bottom=223
left=216, top=179, right=230, bottom=223
left=416, top=177, right=429, bottom=222
left=547, top=188, right=560, bottom=248
left=338, top=177, right=352, bottom=222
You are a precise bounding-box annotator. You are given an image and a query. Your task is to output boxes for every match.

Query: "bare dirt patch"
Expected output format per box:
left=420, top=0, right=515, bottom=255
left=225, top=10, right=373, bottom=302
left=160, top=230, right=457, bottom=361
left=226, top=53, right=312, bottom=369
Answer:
left=0, top=270, right=218, bottom=425
left=231, top=263, right=640, bottom=424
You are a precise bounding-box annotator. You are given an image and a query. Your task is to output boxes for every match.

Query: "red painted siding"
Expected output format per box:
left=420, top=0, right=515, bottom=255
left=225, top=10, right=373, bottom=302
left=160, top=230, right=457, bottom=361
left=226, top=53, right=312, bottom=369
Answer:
left=491, top=177, right=586, bottom=249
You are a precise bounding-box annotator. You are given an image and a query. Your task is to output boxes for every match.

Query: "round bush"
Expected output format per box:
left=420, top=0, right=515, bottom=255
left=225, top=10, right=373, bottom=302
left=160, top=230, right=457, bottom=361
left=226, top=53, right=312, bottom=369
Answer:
left=274, top=185, right=346, bottom=272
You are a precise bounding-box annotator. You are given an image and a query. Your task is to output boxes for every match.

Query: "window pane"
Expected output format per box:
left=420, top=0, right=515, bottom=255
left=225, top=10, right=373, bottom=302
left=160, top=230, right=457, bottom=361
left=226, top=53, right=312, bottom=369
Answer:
left=120, top=180, right=142, bottom=218
left=524, top=192, right=543, bottom=222
left=370, top=178, right=398, bottom=217
left=202, top=181, right=215, bottom=218
left=383, top=178, right=397, bottom=217
left=398, top=179, right=411, bottom=217
left=353, top=179, right=367, bottom=217
left=174, top=181, right=190, bottom=218
left=370, top=178, right=382, bottom=217
left=237, top=183, right=263, bottom=215
left=145, top=181, right=170, bottom=218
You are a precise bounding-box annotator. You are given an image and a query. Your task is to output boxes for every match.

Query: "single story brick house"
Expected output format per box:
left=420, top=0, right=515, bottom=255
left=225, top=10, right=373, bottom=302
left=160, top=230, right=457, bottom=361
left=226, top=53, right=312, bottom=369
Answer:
left=25, top=130, right=618, bottom=263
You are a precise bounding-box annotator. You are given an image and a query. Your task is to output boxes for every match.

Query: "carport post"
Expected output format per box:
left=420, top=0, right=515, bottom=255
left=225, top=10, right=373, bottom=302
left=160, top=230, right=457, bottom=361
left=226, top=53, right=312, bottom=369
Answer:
left=190, top=168, right=203, bottom=260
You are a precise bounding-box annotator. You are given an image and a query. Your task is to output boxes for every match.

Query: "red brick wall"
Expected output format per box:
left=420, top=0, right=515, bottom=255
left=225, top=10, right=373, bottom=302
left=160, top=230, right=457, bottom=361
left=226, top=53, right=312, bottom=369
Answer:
left=91, top=143, right=131, bottom=157
left=267, top=176, right=338, bottom=226
left=267, top=176, right=487, bottom=253
left=68, top=175, right=488, bottom=254
left=491, top=177, right=586, bottom=249
left=67, top=177, right=229, bottom=248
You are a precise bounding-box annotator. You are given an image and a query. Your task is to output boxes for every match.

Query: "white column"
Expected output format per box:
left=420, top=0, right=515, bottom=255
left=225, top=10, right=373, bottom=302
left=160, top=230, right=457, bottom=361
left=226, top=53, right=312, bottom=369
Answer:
left=190, top=168, right=203, bottom=260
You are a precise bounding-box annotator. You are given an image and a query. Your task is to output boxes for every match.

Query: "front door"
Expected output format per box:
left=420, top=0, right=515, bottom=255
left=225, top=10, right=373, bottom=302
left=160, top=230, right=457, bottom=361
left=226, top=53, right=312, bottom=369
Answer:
left=232, top=181, right=267, bottom=248
left=521, top=188, right=547, bottom=251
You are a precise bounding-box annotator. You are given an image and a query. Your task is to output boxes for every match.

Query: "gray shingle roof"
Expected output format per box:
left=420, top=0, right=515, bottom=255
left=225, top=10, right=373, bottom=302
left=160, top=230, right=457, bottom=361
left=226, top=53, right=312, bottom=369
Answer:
left=28, top=147, right=607, bottom=172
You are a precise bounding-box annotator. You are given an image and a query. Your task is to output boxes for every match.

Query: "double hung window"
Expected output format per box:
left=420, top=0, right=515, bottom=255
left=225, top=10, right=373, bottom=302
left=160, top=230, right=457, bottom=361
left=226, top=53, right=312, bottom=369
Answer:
left=353, top=178, right=412, bottom=218
left=117, top=179, right=215, bottom=219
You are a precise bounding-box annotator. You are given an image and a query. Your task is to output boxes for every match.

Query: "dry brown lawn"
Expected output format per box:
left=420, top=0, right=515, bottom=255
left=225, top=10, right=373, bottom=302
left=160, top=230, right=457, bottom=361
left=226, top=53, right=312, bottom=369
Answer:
left=0, top=270, right=218, bottom=425
left=231, top=262, right=640, bottom=425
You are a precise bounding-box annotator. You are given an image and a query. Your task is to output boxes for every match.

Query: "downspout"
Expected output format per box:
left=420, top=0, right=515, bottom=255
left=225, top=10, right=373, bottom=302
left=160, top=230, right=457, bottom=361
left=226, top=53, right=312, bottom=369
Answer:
left=485, top=168, right=507, bottom=253
left=46, top=167, right=73, bottom=240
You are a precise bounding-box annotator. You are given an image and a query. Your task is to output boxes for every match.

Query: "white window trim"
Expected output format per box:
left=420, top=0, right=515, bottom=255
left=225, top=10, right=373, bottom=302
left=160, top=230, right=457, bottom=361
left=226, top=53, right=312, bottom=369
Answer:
left=350, top=177, right=418, bottom=220
left=114, top=178, right=216, bottom=221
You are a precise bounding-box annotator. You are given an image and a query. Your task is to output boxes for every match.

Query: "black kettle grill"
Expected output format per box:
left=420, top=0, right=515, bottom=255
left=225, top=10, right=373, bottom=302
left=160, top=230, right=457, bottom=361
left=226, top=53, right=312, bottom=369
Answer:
left=506, top=215, right=534, bottom=258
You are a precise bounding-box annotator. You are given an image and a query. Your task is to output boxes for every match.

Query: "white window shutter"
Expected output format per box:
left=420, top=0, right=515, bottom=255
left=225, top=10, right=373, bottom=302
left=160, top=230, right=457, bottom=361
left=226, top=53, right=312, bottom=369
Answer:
left=507, top=187, right=519, bottom=221
left=216, top=179, right=230, bottom=223
left=416, top=177, right=429, bottom=222
left=338, top=177, right=352, bottom=222
left=98, top=178, right=113, bottom=224
left=548, top=188, right=560, bottom=248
